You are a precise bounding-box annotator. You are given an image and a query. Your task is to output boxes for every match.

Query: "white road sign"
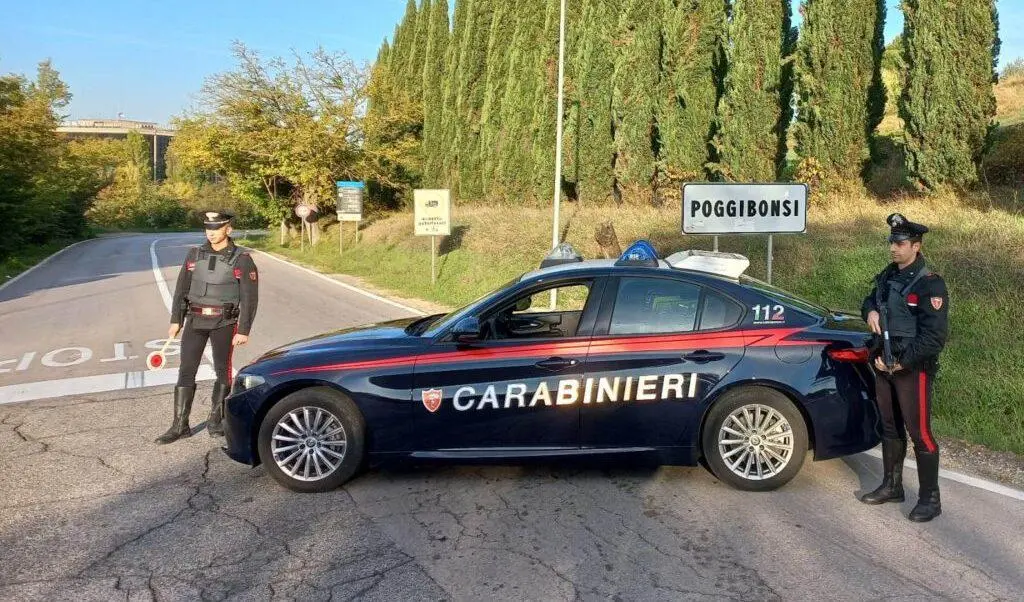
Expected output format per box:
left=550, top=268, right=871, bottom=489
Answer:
left=682, top=183, right=808, bottom=234
left=414, top=189, right=451, bottom=236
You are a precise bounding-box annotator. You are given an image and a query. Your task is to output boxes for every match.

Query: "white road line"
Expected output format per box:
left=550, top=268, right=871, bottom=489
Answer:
left=0, top=239, right=92, bottom=294
left=0, top=365, right=217, bottom=405
left=862, top=448, right=1024, bottom=501
left=150, top=237, right=217, bottom=369
left=251, top=250, right=425, bottom=316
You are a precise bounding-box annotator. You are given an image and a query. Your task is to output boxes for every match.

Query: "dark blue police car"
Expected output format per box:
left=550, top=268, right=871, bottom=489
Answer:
left=223, top=242, right=880, bottom=493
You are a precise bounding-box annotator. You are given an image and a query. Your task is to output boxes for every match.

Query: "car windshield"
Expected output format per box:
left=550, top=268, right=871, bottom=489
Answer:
left=419, top=276, right=522, bottom=336
left=739, top=275, right=831, bottom=317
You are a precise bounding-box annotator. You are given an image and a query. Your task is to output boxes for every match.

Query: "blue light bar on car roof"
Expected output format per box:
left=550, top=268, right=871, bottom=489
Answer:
left=615, top=240, right=659, bottom=267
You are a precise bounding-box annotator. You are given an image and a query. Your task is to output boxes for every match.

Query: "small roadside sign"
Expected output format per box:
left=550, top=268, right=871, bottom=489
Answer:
left=336, top=181, right=364, bottom=222
left=414, top=189, right=451, bottom=236
left=414, top=189, right=452, bottom=285
left=295, top=204, right=312, bottom=219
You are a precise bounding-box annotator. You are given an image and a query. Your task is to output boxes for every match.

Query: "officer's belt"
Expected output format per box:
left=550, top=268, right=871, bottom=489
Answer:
left=189, top=304, right=235, bottom=317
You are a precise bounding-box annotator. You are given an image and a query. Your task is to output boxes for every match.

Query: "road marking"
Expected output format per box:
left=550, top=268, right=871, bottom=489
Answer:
left=862, top=448, right=1024, bottom=502
left=150, top=237, right=217, bottom=369
left=41, top=347, right=92, bottom=367
left=0, top=365, right=217, bottom=405
left=0, top=239, right=92, bottom=295
left=252, top=250, right=426, bottom=316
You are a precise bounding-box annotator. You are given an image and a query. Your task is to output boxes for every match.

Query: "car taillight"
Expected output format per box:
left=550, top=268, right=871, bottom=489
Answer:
left=827, top=347, right=870, bottom=363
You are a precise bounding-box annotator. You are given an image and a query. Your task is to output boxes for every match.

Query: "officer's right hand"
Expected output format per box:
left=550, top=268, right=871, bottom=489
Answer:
left=168, top=323, right=180, bottom=339
left=866, top=310, right=881, bottom=334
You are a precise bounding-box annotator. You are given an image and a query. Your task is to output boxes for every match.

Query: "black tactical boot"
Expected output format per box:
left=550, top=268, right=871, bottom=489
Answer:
left=860, top=438, right=906, bottom=504
left=909, top=451, right=942, bottom=522
left=207, top=381, right=229, bottom=437
left=155, top=386, right=195, bottom=444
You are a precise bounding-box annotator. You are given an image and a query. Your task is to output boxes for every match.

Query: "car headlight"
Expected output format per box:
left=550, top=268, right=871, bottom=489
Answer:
left=233, top=373, right=266, bottom=394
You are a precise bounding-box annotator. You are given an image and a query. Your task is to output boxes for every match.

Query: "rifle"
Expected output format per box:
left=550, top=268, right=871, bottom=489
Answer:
left=878, top=304, right=896, bottom=373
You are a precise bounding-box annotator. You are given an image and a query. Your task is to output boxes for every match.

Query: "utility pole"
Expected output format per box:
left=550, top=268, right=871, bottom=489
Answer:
left=549, top=0, right=567, bottom=310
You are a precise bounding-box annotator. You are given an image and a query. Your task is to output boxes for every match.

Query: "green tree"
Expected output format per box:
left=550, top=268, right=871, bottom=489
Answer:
left=610, top=0, right=663, bottom=200
left=567, top=0, right=618, bottom=203
left=479, top=1, right=518, bottom=196
left=793, top=0, right=886, bottom=185
left=421, top=0, right=449, bottom=186
left=712, top=0, right=796, bottom=181
left=407, top=0, right=431, bottom=100
left=439, top=0, right=469, bottom=191
left=900, top=0, right=999, bottom=190
left=494, top=0, right=547, bottom=198
left=454, top=0, right=495, bottom=199
left=658, top=0, right=727, bottom=185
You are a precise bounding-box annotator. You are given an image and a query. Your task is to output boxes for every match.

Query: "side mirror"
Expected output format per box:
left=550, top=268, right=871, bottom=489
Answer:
left=451, top=316, right=481, bottom=343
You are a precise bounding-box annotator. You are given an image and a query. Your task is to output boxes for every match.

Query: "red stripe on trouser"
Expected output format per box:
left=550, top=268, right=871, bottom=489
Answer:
left=227, top=324, right=237, bottom=388
left=918, top=371, right=937, bottom=452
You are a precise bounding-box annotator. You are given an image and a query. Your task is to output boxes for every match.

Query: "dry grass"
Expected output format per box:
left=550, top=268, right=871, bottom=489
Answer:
left=996, top=73, right=1024, bottom=125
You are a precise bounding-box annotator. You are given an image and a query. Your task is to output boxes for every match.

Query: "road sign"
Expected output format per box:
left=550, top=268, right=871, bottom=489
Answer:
left=682, top=183, right=807, bottom=235
left=414, top=189, right=451, bottom=236
left=294, top=204, right=312, bottom=219
left=336, top=181, right=364, bottom=222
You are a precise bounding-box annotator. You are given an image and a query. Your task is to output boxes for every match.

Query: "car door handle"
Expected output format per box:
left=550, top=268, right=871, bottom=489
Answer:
left=682, top=350, right=725, bottom=363
left=535, top=357, right=579, bottom=371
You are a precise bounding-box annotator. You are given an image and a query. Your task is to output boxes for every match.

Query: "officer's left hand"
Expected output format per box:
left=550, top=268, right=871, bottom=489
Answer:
left=232, top=334, right=249, bottom=346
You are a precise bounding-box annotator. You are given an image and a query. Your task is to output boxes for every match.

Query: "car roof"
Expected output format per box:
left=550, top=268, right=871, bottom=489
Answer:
left=521, top=258, right=740, bottom=285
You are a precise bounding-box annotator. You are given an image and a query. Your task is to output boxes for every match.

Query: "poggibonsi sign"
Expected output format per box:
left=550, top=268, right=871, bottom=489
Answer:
left=682, top=183, right=808, bottom=235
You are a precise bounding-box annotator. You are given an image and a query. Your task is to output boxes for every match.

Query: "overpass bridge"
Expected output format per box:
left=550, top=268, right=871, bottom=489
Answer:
left=57, top=119, right=175, bottom=181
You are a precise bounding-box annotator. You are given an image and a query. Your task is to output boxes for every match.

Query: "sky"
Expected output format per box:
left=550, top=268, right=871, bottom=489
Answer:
left=1, top=0, right=1020, bottom=127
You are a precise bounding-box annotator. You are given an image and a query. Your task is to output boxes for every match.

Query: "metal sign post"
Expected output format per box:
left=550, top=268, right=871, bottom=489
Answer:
left=681, top=182, right=808, bottom=284
left=336, top=181, right=364, bottom=256
left=414, top=189, right=451, bottom=286
left=295, top=204, right=312, bottom=252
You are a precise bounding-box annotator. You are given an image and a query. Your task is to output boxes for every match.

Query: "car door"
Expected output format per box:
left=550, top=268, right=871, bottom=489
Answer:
left=412, top=277, right=606, bottom=452
left=580, top=275, right=746, bottom=450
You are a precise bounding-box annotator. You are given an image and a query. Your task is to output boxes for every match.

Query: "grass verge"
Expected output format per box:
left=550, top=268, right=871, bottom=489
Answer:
left=242, top=196, right=1024, bottom=455
left=0, top=240, right=78, bottom=284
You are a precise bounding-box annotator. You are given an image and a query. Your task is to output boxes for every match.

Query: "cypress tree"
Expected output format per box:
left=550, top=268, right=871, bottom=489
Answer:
left=529, top=0, right=564, bottom=202
left=494, top=0, right=547, bottom=198
left=900, top=0, right=999, bottom=190
left=454, top=0, right=494, bottom=200
left=391, top=0, right=417, bottom=89
left=658, top=0, right=727, bottom=185
left=793, top=0, right=886, bottom=185
left=439, top=0, right=468, bottom=191
left=610, top=0, right=663, bottom=201
left=406, top=0, right=431, bottom=99
left=570, top=0, right=618, bottom=203
left=421, top=0, right=450, bottom=186
left=479, top=1, right=518, bottom=196
left=712, top=0, right=795, bottom=181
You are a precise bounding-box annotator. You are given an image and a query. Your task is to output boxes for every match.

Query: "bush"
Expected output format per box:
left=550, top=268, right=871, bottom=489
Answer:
left=984, top=123, right=1024, bottom=186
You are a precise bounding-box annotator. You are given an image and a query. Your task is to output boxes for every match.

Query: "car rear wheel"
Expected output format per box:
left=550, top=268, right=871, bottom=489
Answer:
left=257, top=387, right=365, bottom=493
left=701, top=386, right=808, bottom=491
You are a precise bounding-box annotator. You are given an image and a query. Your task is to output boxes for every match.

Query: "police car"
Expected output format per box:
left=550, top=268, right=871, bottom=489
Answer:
left=223, top=242, right=880, bottom=493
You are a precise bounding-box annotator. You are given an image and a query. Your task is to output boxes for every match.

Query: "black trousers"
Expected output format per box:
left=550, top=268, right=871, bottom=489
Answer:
left=177, top=319, right=236, bottom=388
left=874, top=368, right=939, bottom=454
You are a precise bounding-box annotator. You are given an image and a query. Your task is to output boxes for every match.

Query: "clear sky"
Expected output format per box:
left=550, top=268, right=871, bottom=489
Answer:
left=1, top=0, right=1020, bottom=126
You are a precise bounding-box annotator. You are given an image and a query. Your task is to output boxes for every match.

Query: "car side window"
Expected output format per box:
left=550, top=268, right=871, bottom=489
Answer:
left=698, top=290, right=744, bottom=331
left=483, top=282, right=593, bottom=340
left=609, top=277, right=701, bottom=335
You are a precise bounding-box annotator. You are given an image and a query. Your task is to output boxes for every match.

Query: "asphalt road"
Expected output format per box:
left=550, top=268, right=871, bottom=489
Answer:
left=0, top=234, right=1021, bottom=601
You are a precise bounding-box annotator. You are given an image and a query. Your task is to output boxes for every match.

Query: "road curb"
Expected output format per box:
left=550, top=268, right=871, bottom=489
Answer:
left=0, top=239, right=93, bottom=294
left=249, top=249, right=427, bottom=317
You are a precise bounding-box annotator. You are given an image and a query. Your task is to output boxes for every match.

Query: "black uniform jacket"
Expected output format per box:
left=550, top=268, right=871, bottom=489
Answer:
left=170, top=239, right=259, bottom=335
left=861, top=254, right=949, bottom=372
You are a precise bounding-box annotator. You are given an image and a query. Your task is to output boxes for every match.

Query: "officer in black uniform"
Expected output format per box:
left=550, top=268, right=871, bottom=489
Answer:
left=859, top=213, right=949, bottom=522
left=156, top=210, right=259, bottom=444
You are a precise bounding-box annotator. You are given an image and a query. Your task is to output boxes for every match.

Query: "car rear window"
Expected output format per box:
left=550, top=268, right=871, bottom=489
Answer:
left=609, top=277, right=702, bottom=335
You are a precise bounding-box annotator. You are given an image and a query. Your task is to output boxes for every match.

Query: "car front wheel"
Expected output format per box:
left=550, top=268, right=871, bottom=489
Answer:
left=701, top=386, right=808, bottom=491
left=257, top=387, right=365, bottom=493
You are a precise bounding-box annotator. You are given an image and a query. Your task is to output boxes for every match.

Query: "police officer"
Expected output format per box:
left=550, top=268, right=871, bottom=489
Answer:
left=860, top=213, right=949, bottom=522
left=156, top=210, right=259, bottom=444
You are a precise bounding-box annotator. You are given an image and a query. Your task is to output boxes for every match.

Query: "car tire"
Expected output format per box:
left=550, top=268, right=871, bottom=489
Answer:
left=701, top=386, right=808, bottom=492
left=257, top=387, right=365, bottom=493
